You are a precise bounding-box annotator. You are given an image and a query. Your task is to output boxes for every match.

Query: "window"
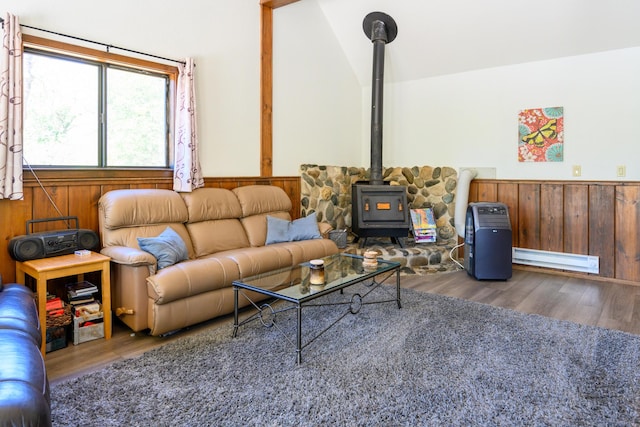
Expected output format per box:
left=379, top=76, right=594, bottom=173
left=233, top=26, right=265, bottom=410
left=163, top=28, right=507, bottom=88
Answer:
left=22, top=36, right=177, bottom=168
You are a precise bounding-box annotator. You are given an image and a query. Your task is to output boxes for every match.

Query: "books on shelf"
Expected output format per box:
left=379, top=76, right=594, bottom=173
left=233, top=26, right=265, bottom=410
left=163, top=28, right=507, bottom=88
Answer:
left=66, top=281, right=98, bottom=298
left=68, top=294, right=95, bottom=305
left=46, top=296, right=64, bottom=312
left=46, top=296, right=65, bottom=318
left=65, top=280, right=103, bottom=320
left=68, top=286, right=104, bottom=345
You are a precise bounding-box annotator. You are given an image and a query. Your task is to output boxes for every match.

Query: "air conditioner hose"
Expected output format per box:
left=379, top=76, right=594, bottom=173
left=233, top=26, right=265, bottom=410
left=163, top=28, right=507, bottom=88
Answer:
left=455, top=168, right=478, bottom=238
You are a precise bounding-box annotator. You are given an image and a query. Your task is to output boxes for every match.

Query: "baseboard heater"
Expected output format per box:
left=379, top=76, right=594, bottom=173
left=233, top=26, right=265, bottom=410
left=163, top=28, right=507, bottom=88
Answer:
left=512, top=247, right=599, bottom=274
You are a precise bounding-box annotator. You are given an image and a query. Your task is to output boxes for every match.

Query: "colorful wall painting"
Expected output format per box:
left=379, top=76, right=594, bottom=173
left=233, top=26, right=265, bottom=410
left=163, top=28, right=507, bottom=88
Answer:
left=518, top=106, right=564, bottom=162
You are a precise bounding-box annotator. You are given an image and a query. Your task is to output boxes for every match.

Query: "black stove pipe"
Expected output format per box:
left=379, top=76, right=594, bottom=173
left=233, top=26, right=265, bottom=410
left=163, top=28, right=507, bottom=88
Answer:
left=363, top=12, right=397, bottom=185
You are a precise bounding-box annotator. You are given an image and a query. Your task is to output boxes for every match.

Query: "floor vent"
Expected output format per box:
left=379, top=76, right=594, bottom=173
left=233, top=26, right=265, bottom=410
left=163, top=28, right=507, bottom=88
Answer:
left=512, top=247, right=599, bottom=274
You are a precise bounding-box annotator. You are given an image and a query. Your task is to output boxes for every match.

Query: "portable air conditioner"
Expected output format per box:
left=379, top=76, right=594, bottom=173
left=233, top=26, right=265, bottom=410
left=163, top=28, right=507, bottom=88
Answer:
left=464, top=202, right=512, bottom=280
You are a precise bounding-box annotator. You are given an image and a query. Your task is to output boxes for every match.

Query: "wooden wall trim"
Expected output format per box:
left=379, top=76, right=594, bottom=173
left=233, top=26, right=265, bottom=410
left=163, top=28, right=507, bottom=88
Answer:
left=260, top=5, right=274, bottom=177
left=258, top=0, right=299, bottom=177
left=22, top=169, right=174, bottom=186
left=5, top=175, right=637, bottom=286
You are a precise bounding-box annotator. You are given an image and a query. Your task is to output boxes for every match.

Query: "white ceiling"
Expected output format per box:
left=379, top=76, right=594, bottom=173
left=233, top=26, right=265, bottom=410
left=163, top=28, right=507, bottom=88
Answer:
left=315, top=0, right=640, bottom=85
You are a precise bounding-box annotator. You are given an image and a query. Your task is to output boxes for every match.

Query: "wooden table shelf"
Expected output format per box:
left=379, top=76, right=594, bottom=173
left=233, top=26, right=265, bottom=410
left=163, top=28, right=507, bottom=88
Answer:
left=15, top=252, right=112, bottom=356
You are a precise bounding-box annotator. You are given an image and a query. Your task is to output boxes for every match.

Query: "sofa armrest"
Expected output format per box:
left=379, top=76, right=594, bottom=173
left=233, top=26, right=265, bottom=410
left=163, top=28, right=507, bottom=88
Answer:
left=100, top=246, right=156, bottom=266
left=317, top=222, right=334, bottom=239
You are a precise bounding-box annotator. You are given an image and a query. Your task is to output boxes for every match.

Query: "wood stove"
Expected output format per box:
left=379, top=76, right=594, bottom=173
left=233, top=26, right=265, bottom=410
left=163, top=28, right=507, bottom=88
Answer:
left=352, top=12, right=409, bottom=247
left=352, top=183, right=409, bottom=245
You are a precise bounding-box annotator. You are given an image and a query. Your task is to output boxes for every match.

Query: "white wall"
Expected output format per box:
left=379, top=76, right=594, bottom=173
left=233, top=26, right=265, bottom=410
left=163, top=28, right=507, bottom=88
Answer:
left=373, top=47, right=640, bottom=180
left=6, top=0, right=263, bottom=176
left=6, top=0, right=361, bottom=178
left=272, top=1, right=361, bottom=176
left=6, top=1, right=640, bottom=180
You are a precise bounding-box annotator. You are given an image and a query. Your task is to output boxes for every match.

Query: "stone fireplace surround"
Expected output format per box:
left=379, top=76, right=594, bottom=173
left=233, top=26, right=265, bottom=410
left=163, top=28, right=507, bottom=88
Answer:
left=300, top=164, right=460, bottom=274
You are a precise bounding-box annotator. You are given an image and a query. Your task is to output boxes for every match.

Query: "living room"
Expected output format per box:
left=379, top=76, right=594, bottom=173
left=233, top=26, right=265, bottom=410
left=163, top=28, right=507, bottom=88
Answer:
left=1, top=0, right=640, bottom=425
left=1, top=1, right=638, bottom=282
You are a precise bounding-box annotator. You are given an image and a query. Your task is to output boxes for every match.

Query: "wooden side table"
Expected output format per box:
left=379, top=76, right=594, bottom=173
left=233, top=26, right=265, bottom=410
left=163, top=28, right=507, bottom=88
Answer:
left=15, top=252, right=112, bottom=356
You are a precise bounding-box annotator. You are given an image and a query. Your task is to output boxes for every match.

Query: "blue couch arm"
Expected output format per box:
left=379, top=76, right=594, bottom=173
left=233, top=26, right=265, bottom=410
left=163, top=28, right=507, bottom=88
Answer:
left=0, top=283, right=51, bottom=427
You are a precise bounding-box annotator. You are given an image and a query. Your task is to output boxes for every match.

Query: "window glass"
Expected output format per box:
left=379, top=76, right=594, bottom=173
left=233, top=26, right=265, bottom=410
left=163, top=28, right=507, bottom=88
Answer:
left=23, top=53, right=99, bottom=166
left=107, top=67, right=168, bottom=167
left=23, top=49, right=170, bottom=168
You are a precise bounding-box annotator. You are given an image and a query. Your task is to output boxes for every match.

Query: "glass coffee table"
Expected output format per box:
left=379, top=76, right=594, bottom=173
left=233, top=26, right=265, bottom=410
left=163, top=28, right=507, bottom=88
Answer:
left=232, top=253, right=401, bottom=363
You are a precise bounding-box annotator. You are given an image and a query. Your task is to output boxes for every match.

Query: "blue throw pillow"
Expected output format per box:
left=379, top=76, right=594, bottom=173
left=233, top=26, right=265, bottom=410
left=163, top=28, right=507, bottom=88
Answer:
left=289, top=213, right=322, bottom=241
left=265, top=216, right=291, bottom=245
left=137, top=227, right=189, bottom=269
left=265, top=213, right=322, bottom=245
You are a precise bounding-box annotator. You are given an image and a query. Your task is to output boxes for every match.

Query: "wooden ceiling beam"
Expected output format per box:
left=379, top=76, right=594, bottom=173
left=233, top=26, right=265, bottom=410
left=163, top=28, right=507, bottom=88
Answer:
left=260, top=0, right=300, bottom=9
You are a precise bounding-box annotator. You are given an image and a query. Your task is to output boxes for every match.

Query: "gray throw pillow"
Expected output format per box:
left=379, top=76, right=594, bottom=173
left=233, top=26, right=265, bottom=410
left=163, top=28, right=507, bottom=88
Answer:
left=265, top=213, right=321, bottom=245
left=137, top=227, right=189, bottom=269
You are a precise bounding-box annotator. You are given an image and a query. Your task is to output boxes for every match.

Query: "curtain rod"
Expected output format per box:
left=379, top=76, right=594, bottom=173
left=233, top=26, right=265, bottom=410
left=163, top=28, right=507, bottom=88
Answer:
left=1, top=17, right=186, bottom=66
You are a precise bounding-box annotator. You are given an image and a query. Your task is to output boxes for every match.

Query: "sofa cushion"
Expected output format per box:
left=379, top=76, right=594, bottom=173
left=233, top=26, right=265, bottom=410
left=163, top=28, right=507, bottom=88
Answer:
left=241, top=212, right=289, bottom=247
left=272, top=239, right=340, bottom=265
left=99, top=189, right=188, bottom=229
left=147, top=257, right=241, bottom=305
left=182, top=188, right=250, bottom=257
left=0, top=330, right=51, bottom=427
left=137, top=227, right=189, bottom=269
left=265, top=213, right=322, bottom=244
left=182, top=188, right=244, bottom=222
left=187, top=219, right=249, bottom=258
left=0, top=284, right=51, bottom=426
left=0, top=284, right=41, bottom=346
left=233, top=185, right=294, bottom=247
left=216, top=246, right=293, bottom=279
left=99, top=189, right=195, bottom=260
left=232, top=185, right=292, bottom=217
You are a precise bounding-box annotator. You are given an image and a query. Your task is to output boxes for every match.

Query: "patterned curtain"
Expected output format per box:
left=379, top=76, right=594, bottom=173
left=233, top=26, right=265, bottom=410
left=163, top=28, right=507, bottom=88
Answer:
left=0, top=13, right=23, bottom=200
left=173, top=58, right=204, bottom=192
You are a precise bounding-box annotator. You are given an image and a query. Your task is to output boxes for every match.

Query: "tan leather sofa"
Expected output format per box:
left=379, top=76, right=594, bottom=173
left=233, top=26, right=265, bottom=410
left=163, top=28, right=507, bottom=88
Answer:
left=98, top=185, right=339, bottom=336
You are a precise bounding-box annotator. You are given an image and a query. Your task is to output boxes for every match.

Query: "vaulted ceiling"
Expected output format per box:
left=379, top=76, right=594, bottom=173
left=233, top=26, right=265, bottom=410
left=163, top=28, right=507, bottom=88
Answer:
left=314, top=0, right=640, bottom=85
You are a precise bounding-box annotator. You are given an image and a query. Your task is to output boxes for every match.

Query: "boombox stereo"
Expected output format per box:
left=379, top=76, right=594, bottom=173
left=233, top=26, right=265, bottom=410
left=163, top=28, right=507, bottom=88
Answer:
left=8, top=216, right=100, bottom=262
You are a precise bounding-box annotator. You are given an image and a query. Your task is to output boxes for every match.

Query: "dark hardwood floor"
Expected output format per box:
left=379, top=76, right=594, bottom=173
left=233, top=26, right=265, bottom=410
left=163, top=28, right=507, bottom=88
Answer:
left=45, top=267, right=640, bottom=385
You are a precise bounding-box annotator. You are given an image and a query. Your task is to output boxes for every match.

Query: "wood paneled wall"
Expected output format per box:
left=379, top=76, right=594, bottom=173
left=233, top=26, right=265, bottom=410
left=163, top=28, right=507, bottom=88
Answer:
left=2, top=173, right=637, bottom=286
left=0, top=170, right=301, bottom=283
left=469, top=179, right=640, bottom=283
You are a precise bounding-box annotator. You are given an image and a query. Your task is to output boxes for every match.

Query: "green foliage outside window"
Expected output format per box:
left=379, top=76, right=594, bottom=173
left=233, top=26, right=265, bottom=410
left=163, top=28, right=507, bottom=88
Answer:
left=23, top=49, right=169, bottom=168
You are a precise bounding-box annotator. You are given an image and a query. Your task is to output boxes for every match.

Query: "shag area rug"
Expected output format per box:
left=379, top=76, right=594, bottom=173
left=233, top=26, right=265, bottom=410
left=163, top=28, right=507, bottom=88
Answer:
left=51, top=286, right=640, bottom=426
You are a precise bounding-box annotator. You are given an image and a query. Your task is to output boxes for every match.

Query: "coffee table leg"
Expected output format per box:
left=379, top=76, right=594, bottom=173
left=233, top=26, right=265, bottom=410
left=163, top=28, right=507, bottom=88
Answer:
left=296, top=304, right=302, bottom=364
left=396, top=269, right=402, bottom=309
left=233, top=286, right=239, bottom=337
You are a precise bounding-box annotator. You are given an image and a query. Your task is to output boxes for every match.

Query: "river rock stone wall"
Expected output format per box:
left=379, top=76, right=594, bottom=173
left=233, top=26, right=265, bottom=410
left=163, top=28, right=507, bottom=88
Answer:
left=300, top=164, right=459, bottom=243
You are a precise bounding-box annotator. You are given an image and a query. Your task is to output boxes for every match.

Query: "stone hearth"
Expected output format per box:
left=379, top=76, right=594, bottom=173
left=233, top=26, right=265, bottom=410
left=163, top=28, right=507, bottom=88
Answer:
left=342, top=237, right=462, bottom=275
left=301, top=164, right=461, bottom=274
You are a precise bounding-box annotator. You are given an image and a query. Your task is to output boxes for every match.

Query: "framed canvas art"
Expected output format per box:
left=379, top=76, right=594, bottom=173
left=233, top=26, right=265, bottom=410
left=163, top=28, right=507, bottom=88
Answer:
left=518, top=107, right=564, bottom=162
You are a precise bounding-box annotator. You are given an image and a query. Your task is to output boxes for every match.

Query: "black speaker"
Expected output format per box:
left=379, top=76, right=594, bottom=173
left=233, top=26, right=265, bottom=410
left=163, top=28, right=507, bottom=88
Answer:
left=8, top=237, right=45, bottom=262
left=8, top=216, right=100, bottom=262
left=77, top=229, right=100, bottom=251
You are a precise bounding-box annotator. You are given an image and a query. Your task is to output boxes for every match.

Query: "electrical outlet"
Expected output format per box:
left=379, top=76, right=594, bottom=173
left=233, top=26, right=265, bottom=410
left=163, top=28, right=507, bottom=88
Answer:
left=572, top=165, right=581, bottom=177
left=617, top=165, right=626, bottom=177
